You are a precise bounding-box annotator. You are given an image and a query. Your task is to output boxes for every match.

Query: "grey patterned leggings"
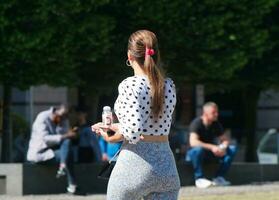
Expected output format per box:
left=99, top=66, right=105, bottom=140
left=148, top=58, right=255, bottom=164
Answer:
left=107, top=141, right=181, bottom=200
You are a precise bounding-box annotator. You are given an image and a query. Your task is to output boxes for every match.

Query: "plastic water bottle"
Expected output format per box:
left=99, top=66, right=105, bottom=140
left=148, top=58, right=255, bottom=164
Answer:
left=102, top=106, right=113, bottom=125
left=102, top=106, right=115, bottom=136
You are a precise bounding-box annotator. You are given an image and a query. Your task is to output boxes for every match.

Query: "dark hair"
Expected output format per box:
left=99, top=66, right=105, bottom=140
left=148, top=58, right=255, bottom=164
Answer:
left=128, top=30, right=165, bottom=118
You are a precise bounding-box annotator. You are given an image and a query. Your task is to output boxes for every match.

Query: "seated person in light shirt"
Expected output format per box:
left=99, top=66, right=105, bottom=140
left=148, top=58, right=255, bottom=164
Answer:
left=27, top=105, right=79, bottom=194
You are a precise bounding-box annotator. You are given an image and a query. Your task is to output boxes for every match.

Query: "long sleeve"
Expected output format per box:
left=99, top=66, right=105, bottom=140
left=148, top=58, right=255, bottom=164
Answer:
left=43, top=135, right=62, bottom=146
left=31, top=118, right=62, bottom=146
left=43, top=119, right=69, bottom=145
left=42, top=125, right=63, bottom=146
left=115, top=77, right=151, bottom=144
left=27, top=109, right=65, bottom=162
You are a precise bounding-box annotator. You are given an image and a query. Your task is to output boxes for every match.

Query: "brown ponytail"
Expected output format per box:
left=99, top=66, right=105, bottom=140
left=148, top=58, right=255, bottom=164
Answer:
left=128, top=30, right=165, bottom=118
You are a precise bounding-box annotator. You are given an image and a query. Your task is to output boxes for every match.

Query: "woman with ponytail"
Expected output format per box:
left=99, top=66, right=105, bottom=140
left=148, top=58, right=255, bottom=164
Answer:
left=92, top=30, right=180, bottom=199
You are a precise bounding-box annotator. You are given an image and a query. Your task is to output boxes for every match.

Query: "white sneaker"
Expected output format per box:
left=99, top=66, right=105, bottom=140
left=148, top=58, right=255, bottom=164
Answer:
left=67, top=184, right=77, bottom=194
left=195, top=178, right=212, bottom=188
left=212, top=176, right=231, bottom=186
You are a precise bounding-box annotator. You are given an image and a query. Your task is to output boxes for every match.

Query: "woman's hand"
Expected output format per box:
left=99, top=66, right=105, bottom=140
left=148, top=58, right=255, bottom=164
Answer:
left=91, top=122, right=106, bottom=135
left=211, top=145, right=226, bottom=157
left=102, top=153, right=109, bottom=161
left=91, top=122, right=111, bottom=140
left=91, top=122, right=123, bottom=143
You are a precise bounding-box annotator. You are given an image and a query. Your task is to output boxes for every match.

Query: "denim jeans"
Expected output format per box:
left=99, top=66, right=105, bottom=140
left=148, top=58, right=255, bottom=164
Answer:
left=186, top=145, right=237, bottom=180
left=40, top=139, right=76, bottom=186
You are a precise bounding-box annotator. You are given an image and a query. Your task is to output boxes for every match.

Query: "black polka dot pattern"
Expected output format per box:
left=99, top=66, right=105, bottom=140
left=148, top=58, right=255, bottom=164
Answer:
left=114, top=76, right=176, bottom=144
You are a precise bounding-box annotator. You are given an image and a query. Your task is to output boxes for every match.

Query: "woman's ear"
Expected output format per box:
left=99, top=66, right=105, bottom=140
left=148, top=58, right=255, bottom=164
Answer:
left=127, top=51, right=134, bottom=61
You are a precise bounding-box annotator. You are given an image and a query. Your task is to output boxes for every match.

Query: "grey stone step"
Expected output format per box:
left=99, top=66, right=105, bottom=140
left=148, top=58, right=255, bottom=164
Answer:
left=1, top=162, right=279, bottom=195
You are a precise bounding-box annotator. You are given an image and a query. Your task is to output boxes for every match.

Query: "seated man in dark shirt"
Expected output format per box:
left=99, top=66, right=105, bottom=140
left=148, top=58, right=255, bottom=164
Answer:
left=186, top=102, right=237, bottom=188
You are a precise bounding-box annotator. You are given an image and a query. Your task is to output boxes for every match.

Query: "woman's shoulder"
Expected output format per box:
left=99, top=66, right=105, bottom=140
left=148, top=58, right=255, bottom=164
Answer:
left=126, top=75, right=148, bottom=83
left=165, top=77, right=175, bottom=87
left=119, top=76, right=148, bottom=89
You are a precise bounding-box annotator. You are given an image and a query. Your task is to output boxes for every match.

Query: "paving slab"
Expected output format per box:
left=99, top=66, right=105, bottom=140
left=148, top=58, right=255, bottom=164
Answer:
left=1, top=182, right=279, bottom=200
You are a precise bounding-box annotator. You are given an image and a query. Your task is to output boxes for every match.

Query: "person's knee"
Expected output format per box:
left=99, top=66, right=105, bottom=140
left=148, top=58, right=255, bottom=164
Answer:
left=227, top=145, right=237, bottom=157
left=191, top=146, right=205, bottom=156
left=186, top=146, right=205, bottom=161
left=62, top=138, right=72, bottom=146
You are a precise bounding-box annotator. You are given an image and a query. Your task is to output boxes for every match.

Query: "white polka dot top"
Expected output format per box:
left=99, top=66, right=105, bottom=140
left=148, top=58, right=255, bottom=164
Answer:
left=114, top=75, right=176, bottom=144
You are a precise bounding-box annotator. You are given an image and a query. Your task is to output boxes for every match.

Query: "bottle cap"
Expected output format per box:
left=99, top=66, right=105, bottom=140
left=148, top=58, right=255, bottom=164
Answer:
left=103, top=106, right=111, bottom=112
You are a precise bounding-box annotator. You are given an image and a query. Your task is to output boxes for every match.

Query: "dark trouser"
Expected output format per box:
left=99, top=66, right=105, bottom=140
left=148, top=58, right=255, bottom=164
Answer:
left=40, top=139, right=76, bottom=186
left=186, top=145, right=237, bottom=180
left=78, top=127, right=102, bottom=162
left=85, top=131, right=102, bottom=162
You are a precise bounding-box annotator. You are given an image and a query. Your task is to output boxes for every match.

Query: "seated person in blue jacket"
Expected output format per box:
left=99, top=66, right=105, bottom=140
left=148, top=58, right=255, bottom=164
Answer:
left=186, top=102, right=237, bottom=189
left=99, top=137, right=122, bottom=161
left=27, top=105, right=79, bottom=194
left=73, top=107, right=102, bottom=162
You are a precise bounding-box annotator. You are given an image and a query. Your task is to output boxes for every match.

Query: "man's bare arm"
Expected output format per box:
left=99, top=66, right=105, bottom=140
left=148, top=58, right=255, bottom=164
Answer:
left=189, top=132, right=216, bottom=151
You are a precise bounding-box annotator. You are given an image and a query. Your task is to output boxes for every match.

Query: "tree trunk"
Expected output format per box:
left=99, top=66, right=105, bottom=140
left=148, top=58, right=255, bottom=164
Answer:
left=242, top=86, right=261, bottom=162
left=1, top=85, right=12, bottom=162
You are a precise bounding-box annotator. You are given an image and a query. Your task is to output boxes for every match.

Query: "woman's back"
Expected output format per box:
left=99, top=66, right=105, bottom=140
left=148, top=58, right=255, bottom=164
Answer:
left=114, top=75, right=176, bottom=144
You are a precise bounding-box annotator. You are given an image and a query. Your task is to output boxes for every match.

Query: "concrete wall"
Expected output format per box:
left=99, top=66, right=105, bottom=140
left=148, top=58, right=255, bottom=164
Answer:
left=0, top=164, right=22, bottom=195
left=0, top=85, right=70, bottom=127
left=1, top=163, right=279, bottom=195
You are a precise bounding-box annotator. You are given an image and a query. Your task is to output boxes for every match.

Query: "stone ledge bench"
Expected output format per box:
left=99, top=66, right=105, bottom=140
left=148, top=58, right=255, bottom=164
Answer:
left=0, top=162, right=279, bottom=195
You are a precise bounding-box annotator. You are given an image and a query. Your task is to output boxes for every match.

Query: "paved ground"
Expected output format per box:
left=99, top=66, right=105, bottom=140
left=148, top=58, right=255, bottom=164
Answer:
left=1, top=182, right=279, bottom=200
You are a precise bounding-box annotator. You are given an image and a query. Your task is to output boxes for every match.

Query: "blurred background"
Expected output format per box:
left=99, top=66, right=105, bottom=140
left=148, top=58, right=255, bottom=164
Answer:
left=0, top=0, right=279, bottom=163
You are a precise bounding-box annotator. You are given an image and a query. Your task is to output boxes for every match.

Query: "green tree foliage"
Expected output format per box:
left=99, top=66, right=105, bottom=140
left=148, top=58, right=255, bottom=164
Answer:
left=1, top=0, right=278, bottom=92
left=0, top=0, right=114, bottom=88
left=112, top=0, right=278, bottom=84
left=240, top=4, right=279, bottom=89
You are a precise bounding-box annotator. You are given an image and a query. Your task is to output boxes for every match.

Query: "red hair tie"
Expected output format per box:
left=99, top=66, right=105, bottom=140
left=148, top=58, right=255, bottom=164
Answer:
left=145, top=47, right=155, bottom=57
